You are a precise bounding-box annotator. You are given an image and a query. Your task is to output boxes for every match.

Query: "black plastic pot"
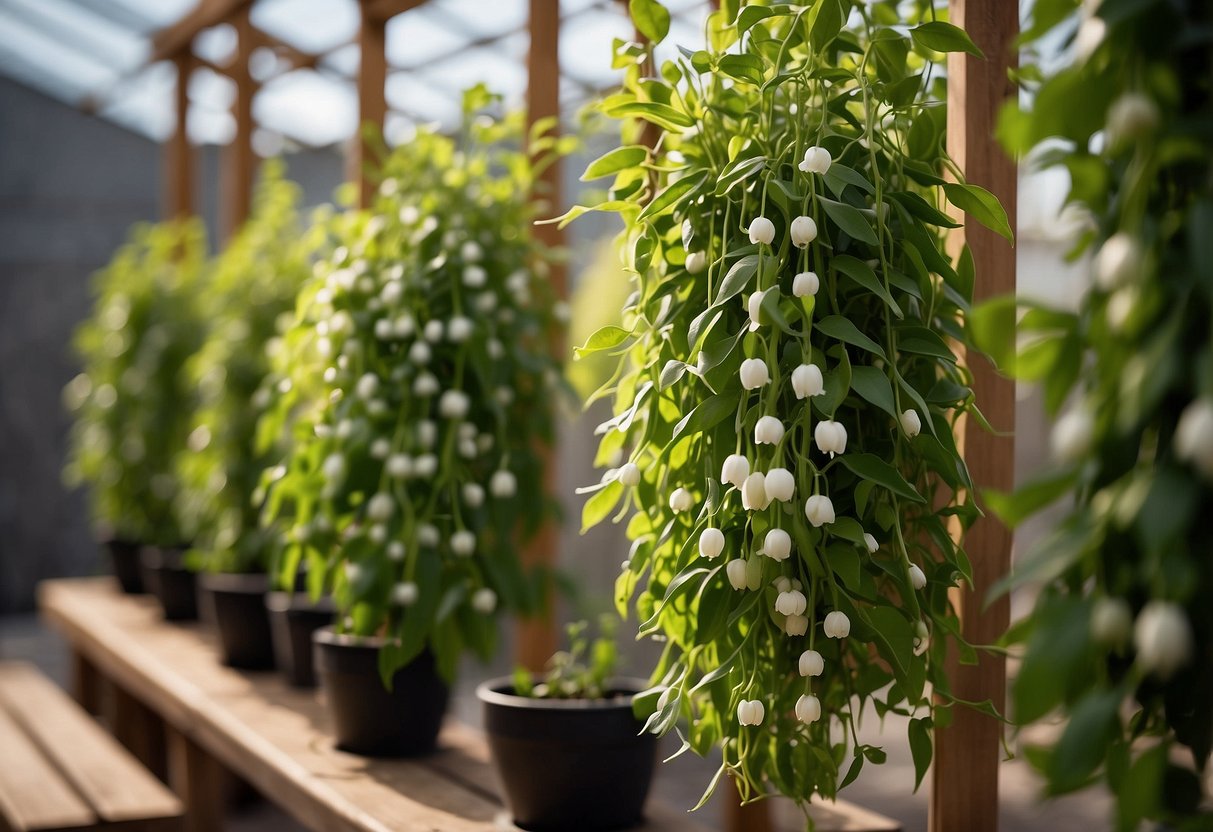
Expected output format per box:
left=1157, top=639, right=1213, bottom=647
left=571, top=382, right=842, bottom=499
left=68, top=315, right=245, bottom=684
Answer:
left=266, top=592, right=334, bottom=687
left=140, top=546, right=197, bottom=621
left=104, top=538, right=144, bottom=594
left=313, top=628, right=449, bottom=756
left=198, top=572, right=276, bottom=670
left=478, top=678, right=657, bottom=832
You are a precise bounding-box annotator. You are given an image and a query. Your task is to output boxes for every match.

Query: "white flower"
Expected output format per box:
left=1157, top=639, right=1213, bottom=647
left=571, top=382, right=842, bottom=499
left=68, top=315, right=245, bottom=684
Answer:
left=448, top=316, right=474, bottom=343
left=863, top=533, right=878, bottom=553
left=814, top=420, right=848, bottom=455
left=416, top=420, right=437, bottom=449
left=799, top=650, right=824, bottom=677
left=686, top=251, right=707, bottom=274
left=748, top=217, right=775, bottom=246
left=370, top=438, right=391, bottom=460
left=417, top=524, right=440, bottom=547
left=1051, top=408, right=1094, bottom=463
left=413, top=372, right=439, bottom=396
left=1094, top=232, right=1142, bottom=291
left=368, top=524, right=387, bottom=544
left=462, top=240, right=483, bottom=261
left=344, top=562, right=362, bottom=584
left=490, top=470, right=517, bottom=498
left=900, top=409, right=922, bottom=438
left=487, top=339, right=505, bottom=360
left=1134, top=602, right=1192, bottom=679
left=764, top=468, right=795, bottom=502
left=424, top=319, right=444, bottom=343
left=392, top=582, right=419, bottom=606
left=739, top=358, right=770, bottom=390
left=462, top=266, right=488, bottom=290
left=463, top=483, right=485, bottom=508
left=475, top=292, right=497, bottom=314
left=322, top=453, right=347, bottom=483
left=1106, top=287, right=1136, bottom=331
left=699, top=527, right=725, bottom=559
left=737, top=699, right=765, bottom=726
left=367, top=493, right=394, bottom=522
left=374, top=318, right=393, bottom=340
left=785, top=614, right=809, bottom=636
left=387, top=541, right=406, bottom=561
left=472, top=588, right=497, bottom=614
left=908, top=564, right=927, bottom=590
left=741, top=472, right=770, bottom=511
left=726, top=559, right=748, bottom=591
left=775, top=589, right=807, bottom=616
left=795, top=693, right=822, bottom=724
left=755, top=415, right=785, bottom=445
left=1091, top=597, right=1133, bottom=646
left=386, top=454, right=413, bottom=479
left=793, top=271, right=820, bottom=297
left=804, top=495, right=836, bottom=527
left=439, top=390, right=470, bottom=419
left=1175, top=398, right=1213, bottom=479
left=1106, top=93, right=1159, bottom=146
left=1075, top=14, right=1105, bottom=62
left=669, top=488, right=694, bottom=513
left=412, top=454, right=438, bottom=477
left=791, top=364, right=825, bottom=399
left=380, top=280, right=403, bottom=306
left=618, top=462, right=642, bottom=486
left=450, top=530, right=476, bottom=557
left=774, top=577, right=792, bottom=593
left=721, top=454, right=750, bottom=489
left=747, top=289, right=766, bottom=330
left=392, top=314, right=415, bottom=337
left=790, top=216, right=818, bottom=248
left=762, top=528, right=792, bottom=561
left=798, top=145, right=832, bottom=175
left=823, top=610, right=851, bottom=638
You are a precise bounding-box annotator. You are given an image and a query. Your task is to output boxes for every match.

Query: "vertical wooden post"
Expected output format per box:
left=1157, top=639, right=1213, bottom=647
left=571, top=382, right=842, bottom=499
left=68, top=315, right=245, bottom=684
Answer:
left=71, top=651, right=101, bottom=716
left=166, top=726, right=225, bottom=832
left=517, top=0, right=564, bottom=673
left=164, top=52, right=194, bottom=221
left=107, top=683, right=168, bottom=781
left=353, top=1, right=387, bottom=209
left=222, top=5, right=257, bottom=239
left=930, top=2, right=1017, bottom=831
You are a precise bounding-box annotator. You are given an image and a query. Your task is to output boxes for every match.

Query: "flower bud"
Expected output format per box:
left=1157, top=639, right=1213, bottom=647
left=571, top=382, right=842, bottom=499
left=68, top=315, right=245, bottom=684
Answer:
left=798, top=146, right=832, bottom=175
left=863, top=533, right=878, bottom=553
left=908, top=564, right=927, bottom=590
left=417, top=420, right=438, bottom=448
left=1094, top=232, right=1142, bottom=291
left=413, top=453, right=438, bottom=478
left=439, top=389, right=470, bottom=419
left=447, top=316, right=474, bottom=343
left=387, top=541, right=406, bottom=561
left=799, top=650, right=824, bottom=677
left=763, top=528, right=792, bottom=561
left=686, top=251, right=707, bottom=274
left=463, top=482, right=485, bottom=508
left=392, top=582, right=419, bottom=606
left=913, top=621, right=930, bottom=655
left=793, top=271, right=820, bottom=297
left=699, top=527, right=725, bottom=559
left=785, top=614, right=809, bottom=636
left=392, top=314, right=415, bottom=337
left=367, top=492, right=394, bottom=522
left=775, top=589, right=807, bottom=616
left=721, top=454, right=750, bottom=489
left=726, top=559, right=748, bottom=590
left=764, top=468, right=795, bottom=503
left=790, top=216, right=818, bottom=248
left=748, top=217, right=775, bottom=246
left=462, top=240, right=482, bottom=262
left=370, top=438, right=391, bottom=460
left=1091, top=597, right=1132, bottom=646
left=741, top=472, right=770, bottom=511
left=669, top=487, right=694, bottom=513
left=823, top=610, right=851, bottom=639
left=450, top=530, right=476, bottom=557
left=368, top=524, right=387, bottom=544
left=747, top=289, right=766, bottom=330
left=795, top=693, right=822, bottom=724
left=1051, top=408, right=1094, bottom=463
left=1134, top=601, right=1192, bottom=678
left=490, top=469, right=517, bottom=498
left=900, top=409, right=922, bottom=438
left=463, top=265, right=487, bottom=288
left=792, top=364, right=825, bottom=399
left=814, top=420, right=848, bottom=455
left=374, top=318, right=393, bottom=340
left=774, top=577, right=792, bottom=593
left=417, top=524, right=440, bottom=547
left=356, top=373, right=379, bottom=400
left=413, top=373, right=439, bottom=396
left=387, top=453, right=413, bottom=479
left=737, top=699, right=765, bottom=726
left=739, top=358, right=770, bottom=390
left=755, top=415, right=785, bottom=445
left=472, top=588, right=497, bottom=614
left=1175, top=398, right=1213, bottom=480
left=424, top=319, right=444, bottom=343
left=804, top=495, right=836, bottom=527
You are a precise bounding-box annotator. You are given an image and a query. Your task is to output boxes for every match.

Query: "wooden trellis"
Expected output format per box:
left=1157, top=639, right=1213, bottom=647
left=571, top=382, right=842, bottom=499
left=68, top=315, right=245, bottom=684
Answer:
left=150, top=1, right=1016, bottom=830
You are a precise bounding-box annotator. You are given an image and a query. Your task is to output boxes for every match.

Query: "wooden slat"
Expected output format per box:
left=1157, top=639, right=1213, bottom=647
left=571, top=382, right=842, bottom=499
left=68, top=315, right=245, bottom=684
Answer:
left=164, top=52, right=193, bottom=221
left=0, top=708, right=96, bottom=832
left=150, top=0, right=253, bottom=65
left=930, top=2, right=1018, bottom=832
left=352, top=1, right=387, bottom=209
left=221, top=5, right=257, bottom=239
left=0, top=664, right=182, bottom=830
left=166, top=727, right=224, bottom=832
left=363, top=0, right=428, bottom=23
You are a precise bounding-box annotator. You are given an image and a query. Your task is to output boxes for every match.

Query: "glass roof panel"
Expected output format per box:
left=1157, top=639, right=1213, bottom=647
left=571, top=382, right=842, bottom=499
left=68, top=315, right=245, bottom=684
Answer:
left=250, top=0, right=360, bottom=55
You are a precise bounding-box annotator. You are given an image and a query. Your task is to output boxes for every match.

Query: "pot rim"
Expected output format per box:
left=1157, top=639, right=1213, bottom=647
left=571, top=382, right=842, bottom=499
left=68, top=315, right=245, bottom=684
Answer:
left=312, top=625, right=388, bottom=649
left=476, top=676, right=650, bottom=711
left=198, top=571, right=270, bottom=593
left=265, top=591, right=336, bottom=614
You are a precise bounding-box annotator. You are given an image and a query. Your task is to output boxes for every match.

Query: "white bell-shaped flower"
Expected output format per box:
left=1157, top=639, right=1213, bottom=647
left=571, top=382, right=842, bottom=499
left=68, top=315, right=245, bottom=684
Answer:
left=739, top=358, right=770, bottom=390
left=790, top=216, right=818, bottom=248
left=367, top=493, right=394, bottom=522
left=463, top=482, right=485, bottom=508
left=392, top=582, right=419, bottom=606
left=736, top=699, right=765, bottom=726
left=699, top=527, right=725, bottom=559
left=618, top=462, right=642, bottom=486
left=799, top=649, right=824, bottom=677
left=439, top=389, right=470, bottom=419
left=741, top=472, right=770, bottom=511
left=490, top=469, right=517, bottom=498
left=793, top=271, right=820, bottom=297
left=775, top=589, right=807, bottom=616
left=721, top=454, right=749, bottom=488
left=908, top=564, right=927, bottom=590
left=795, top=693, right=822, bottom=724
left=755, top=415, right=785, bottom=445
left=1134, top=602, right=1192, bottom=679
left=863, top=532, right=878, bottom=553
left=450, top=530, right=476, bottom=557
left=823, top=610, right=851, bottom=638
left=748, top=217, right=775, bottom=246
left=900, top=409, right=922, bottom=438
left=726, top=559, right=748, bottom=591
left=1175, top=398, right=1213, bottom=479
left=669, top=488, right=694, bottom=513
left=785, top=614, right=809, bottom=636
left=814, top=420, right=848, bottom=455
left=804, top=495, right=836, bottom=527
left=472, top=588, right=497, bottom=614
left=763, top=528, right=792, bottom=561
left=764, top=468, right=795, bottom=502
left=798, top=145, right=832, bottom=175
left=686, top=251, right=707, bottom=274
left=791, top=364, right=825, bottom=399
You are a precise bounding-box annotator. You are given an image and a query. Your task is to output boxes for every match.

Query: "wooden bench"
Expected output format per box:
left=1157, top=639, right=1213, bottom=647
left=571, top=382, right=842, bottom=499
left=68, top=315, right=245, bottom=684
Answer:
left=0, top=662, right=183, bottom=832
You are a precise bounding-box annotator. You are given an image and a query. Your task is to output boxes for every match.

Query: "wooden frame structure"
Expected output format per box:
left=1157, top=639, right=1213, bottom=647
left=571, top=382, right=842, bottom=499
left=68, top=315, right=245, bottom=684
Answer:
left=149, top=1, right=1017, bottom=831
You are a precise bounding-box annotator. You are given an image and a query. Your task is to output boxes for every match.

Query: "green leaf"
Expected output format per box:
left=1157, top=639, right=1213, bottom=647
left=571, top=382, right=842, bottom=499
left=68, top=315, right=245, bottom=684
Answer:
left=969, top=295, right=1017, bottom=373
left=839, top=454, right=924, bottom=503
left=908, top=718, right=933, bottom=792
left=983, top=470, right=1076, bottom=528
left=715, top=155, right=767, bottom=196
left=1012, top=596, right=1092, bottom=724
left=713, top=254, right=760, bottom=305
left=943, top=182, right=1014, bottom=243
left=603, top=101, right=695, bottom=131
left=850, top=366, right=897, bottom=417
left=910, top=21, right=985, bottom=58
left=817, top=315, right=887, bottom=359
left=639, top=173, right=707, bottom=221
left=1047, top=689, right=1121, bottom=794
left=736, top=5, right=773, bottom=34
left=718, top=54, right=765, bottom=86
left=819, top=197, right=879, bottom=245
left=581, top=146, right=648, bottom=181
left=833, top=255, right=901, bottom=317
left=823, top=164, right=875, bottom=200
left=672, top=393, right=739, bottom=442
left=629, top=0, right=670, bottom=44
left=896, top=326, right=958, bottom=362
left=582, top=480, right=624, bottom=532
left=576, top=324, right=633, bottom=358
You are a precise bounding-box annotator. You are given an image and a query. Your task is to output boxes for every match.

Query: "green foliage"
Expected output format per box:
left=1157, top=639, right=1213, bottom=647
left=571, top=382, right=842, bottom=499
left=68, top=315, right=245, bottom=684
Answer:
left=64, top=220, right=208, bottom=546
left=988, top=0, right=1213, bottom=826
left=577, top=0, right=995, bottom=812
left=260, top=103, right=565, bottom=685
left=515, top=617, right=620, bottom=700
left=175, top=162, right=320, bottom=576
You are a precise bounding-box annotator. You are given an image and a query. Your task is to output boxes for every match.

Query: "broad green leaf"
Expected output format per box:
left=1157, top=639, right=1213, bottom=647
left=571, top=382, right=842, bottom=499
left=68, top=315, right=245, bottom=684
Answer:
left=715, top=155, right=767, bottom=196
left=850, top=365, right=897, bottom=417
left=582, top=480, right=624, bottom=532
left=672, top=393, right=739, bottom=441
left=823, top=163, right=875, bottom=200
left=604, top=101, right=695, bottom=131
left=943, top=182, right=1014, bottom=243
left=581, top=146, right=647, bottom=181
left=910, top=21, right=985, bottom=58
left=639, top=173, right=707, bottom=221
left=833, top=255, right=901, bottom=317
left=817, top=315, right=887, bottom=359
left=629, top=0, right=670, bottom=44
left=820, top=197, right=879, bottom=245
left=718, top=54, right=765, bottom=85
left=839, top=454, right=924, bottom=503
left=983, top=470, right=1076, bottom=527
left=576, top=324, right=633, bottom=357
left=969, top=295, right=1017, bottom=373
left=713, top=254, right=760, bottom=305
left=908, top=718, right=933, bottom=791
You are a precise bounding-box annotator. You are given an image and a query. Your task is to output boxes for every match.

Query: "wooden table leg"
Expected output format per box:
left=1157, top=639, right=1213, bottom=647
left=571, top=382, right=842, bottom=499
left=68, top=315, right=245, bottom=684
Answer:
left=71, top=651, right=101, bottom=715
left=166, top=726, right=225, bottom=832
left=108, top=682, right=168, bottom=780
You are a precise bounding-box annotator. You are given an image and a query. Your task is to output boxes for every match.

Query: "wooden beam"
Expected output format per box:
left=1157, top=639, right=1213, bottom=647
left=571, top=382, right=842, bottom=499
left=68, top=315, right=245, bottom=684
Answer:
left=929, top=2, right=1017, bottom=831
left=164, top=52, right=194, bottom=221
left=364, top=0, right=429, bottom=23
left=221, top=5, right=257, bottom=240
left=151, top=0, right=254, bottom=64
left=353, top=1, right=388, bottom=208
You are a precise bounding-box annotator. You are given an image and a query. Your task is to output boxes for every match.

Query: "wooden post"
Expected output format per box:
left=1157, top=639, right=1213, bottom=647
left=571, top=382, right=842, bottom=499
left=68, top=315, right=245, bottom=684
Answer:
left=71, top=651, right=102, bottom=716
left=353, top=1, right=388, bottom=209
left=164, top=52, right=194, bottom=220
left=222, top=5, right=257, bottom=239
left=166, top=726, right=225, bottom=832
left=516, top=0, right=564, bottom=673
left=930, top=2, right=1017, bottom=831
left=107, top=682, right=168, bottom=781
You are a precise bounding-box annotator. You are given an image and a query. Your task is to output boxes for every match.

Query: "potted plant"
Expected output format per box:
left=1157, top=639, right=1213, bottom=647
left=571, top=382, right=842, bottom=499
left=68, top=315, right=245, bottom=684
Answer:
left=979, top=0, right=1213, bottom=826
left=569, top=0, right=1008, bottom=813
left=64, top=220, right=207, bottom=615
left=176, top=162, right=319, bottom=669
left=261, top=88, right=564, bottom=755
left=478, top=618, right=656, bottom=832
